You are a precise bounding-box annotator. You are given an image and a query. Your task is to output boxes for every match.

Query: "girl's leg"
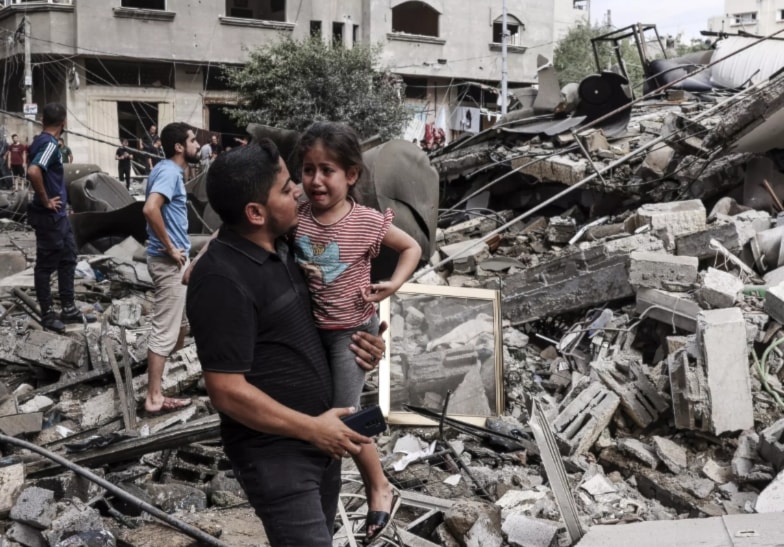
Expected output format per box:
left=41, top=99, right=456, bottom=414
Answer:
left=320, top=316, right=396, bottom=539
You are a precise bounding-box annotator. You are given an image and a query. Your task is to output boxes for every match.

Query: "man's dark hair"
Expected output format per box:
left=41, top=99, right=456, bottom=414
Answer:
left=11, top=133, right=17, bottom=139
left=42, top=103, right=66, bottom=127
left=207, top=140, right=282, bottom=227
left=160, top=122, right=193, bottom=159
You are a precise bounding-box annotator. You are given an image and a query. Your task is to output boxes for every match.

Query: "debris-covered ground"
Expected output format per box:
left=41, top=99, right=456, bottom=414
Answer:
left=4, top=46, right=784, bottom=547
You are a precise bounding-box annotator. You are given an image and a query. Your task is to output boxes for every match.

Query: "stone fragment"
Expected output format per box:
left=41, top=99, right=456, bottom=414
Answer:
left=464, top=514, right=504, bottom=547
left=445, top=500, right=502, bottom=544
left=18, top=395, right=54, bottom=414
left=732, top=431, right=760, bottom=481
left=144, top=483, right=208, bottom=513
left=502, top=514, right=560, bottom=547
left=9, top=486, right=56, bottom=529
left=697, top=308, right=754, bottom=434
left=695, top=268, right=743, bottom=309
left=14, top=330, right=86, bottom=372
left=640, top=145, right=676, bottom=180
left=683, top=477, right=715, bottom=499
left=0, top=462, right=25, bottom=517
left=652, top=436, right=688, bottom=474
left=110, top=297, right=143, bottom=327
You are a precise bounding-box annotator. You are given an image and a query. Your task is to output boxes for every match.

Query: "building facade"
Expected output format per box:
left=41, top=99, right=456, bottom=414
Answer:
left=708, top=0, right=784, bottom=36
left=0, top=0, right=586, bottom=172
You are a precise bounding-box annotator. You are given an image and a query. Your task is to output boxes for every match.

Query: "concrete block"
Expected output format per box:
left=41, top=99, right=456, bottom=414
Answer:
left=695, top=268, right=743, bottom=309
left=9, top=486, right=56, bottom=529
left=18, top=395, right=54, bottom=414
left=0, top=462, right=25, bottom=517
left=640, top=145, right=677, bottom=180
left=697, top=308, right=754, bottom=435
left=764, top=266, right=784, bottom=287
left=669, top=345, right=710, bottom=432
left=637, top=288, right=701, bottom=332
left=517, top=154, right=587, bottom=185
left=110, top=297, right=143, bottom=327
left=592, top=361, right=668, bottom=428
left=600, top=233, right=665, bottom=255
left=759, top=419, right=784, bottom=471
left=553, top=382, right=620, bottom=456
left=765, top=283, right=784, bottom=324
left=628, top=251, right=698, bottom=291
left=702, top=460, right=732, bottom=484
left=626, top=200, right=706, bottom=238
left=55, top=388, right=120, bottom=429
left=756, top=468, right=784, bottom=513
left=502, top=514, right=559, bottom=547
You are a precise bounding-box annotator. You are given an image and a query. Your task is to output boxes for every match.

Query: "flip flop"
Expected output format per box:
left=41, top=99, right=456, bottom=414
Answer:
left=363, top=487, right=401, bottom=546
left=144, top=397, right=192, bottom=416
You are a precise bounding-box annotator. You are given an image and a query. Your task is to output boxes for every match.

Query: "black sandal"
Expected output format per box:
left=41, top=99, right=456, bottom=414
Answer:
left=363, top=488, right=401, bottom=545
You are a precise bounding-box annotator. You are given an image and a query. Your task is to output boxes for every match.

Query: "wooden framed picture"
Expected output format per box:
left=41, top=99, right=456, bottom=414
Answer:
left=378, top=283, right=504, bottom=426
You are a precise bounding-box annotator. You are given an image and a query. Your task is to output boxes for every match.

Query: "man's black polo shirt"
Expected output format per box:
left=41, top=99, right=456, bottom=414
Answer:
left=186, top=227, right=333, bottom=448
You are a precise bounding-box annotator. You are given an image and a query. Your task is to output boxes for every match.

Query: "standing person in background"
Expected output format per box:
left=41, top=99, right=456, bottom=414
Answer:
left=8, top=133, right=26, bottom=191
left=26, top=103, right=83, bottom=333
left=199, top=139, right=212, bottom=171
left=143, top=123, right=158, bottom=151
left=151, top=137, right=165, bottom=169
left=58, top=138, right=73, bottom=163
left=142, top=122, right=200, bottom=414
left=116, top=138, right=133, bottom=190
left=208, top=134, right=223, bottom=162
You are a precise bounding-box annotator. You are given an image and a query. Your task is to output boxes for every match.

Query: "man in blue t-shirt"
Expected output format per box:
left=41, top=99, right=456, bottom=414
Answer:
left=142, top=122, right=200, bottom=414
left=27, top=103, right=82, bottom=332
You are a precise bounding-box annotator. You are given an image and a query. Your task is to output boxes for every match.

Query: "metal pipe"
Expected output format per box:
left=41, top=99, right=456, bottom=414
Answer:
left=0, top=433, right=231, bottom=547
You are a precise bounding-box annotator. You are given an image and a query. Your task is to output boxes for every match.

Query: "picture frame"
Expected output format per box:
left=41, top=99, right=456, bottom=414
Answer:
left=378, top=283, right=504, bottom=426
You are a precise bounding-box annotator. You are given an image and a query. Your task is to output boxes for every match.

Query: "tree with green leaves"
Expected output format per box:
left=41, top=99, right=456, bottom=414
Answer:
left=223, top=38, right=411, bottom=140
left=553, top=22, right=646, bottom=93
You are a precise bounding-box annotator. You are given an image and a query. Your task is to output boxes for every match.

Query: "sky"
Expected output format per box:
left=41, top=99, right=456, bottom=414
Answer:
left=586, top=0, right=725, bottom=41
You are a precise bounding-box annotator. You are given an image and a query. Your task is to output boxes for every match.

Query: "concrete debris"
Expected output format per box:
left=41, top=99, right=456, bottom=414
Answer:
left=6, top=44, right=784, bottom=547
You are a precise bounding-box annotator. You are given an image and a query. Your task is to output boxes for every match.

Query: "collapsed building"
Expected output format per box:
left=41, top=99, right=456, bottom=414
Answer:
left=4, top=25, right=784, bottom=547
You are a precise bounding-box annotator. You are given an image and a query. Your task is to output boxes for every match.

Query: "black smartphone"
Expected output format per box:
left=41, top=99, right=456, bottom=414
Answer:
left=341, top=405, right=387, bottom=436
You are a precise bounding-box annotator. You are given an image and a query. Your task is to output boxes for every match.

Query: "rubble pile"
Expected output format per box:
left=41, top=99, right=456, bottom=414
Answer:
left=4, top=78, right=784, bottom=547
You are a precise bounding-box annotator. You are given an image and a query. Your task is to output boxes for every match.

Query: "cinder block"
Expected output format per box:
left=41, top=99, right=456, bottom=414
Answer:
left=629, top=251, right=698, bottom=291
left=765, top=283, right=784, bottom=324
left=553, top=382, right=620, bottom=456
left=593, top=360, right=668, bottom=428
left=669, top=344, right=710, bottom=432
left=626, top=199, right=707, bottom=237
left=695, top=268, right=743, bottom=309
left=697, top=308, right=754, bottom=435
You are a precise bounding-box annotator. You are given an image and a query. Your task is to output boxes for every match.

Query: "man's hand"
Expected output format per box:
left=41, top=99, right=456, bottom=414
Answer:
left=45, top=196, right=62, bottom=212
left=163, top=247, right=187, bottom=269
left=309, top=407, right=372, bottom=460
left=350, top=321, right=387, bottom=371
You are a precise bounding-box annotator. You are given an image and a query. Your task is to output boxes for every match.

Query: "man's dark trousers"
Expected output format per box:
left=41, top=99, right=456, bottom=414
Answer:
left=28, top=209, right=77, bottom=311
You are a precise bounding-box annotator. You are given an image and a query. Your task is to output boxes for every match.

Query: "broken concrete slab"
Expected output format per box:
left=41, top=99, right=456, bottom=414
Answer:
left=9, top=486, right=57, bottom=529
left=625, top=200, right=707, bottom=240
left=755, top=468, right=784, bottom=513
left=697, top=308, right=754, bottom=435
left=0, top=412, right=43, bottom=437
left=764, top=283, right=784, bottom=325
left=652, top=436, right=688, bottom=474
left=13, top=330, right=87, bottom=372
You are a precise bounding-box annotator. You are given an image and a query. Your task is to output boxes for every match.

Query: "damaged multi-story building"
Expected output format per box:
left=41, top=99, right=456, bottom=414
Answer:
left=0, top=0, right=587, bottom=174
